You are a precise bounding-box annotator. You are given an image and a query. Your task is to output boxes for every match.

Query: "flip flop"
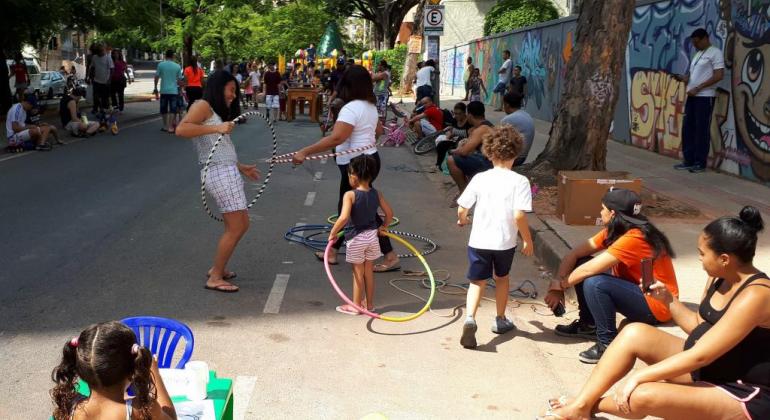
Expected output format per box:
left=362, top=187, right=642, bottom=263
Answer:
left=547, top=396, right=568, bottom=410
left=535, top=408, right=566, bottom=420
left=204, top=283, right=239, bottom=293
left=373, top=263, right=401, bottom=273
left=335, top=305, right=360, bottom=315
left=315, top=251, right=338, bottom=265
left=207, top=271, right=237, bottom=280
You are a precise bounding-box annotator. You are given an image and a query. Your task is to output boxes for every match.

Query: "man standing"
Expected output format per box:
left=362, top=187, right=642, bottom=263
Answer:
left=88, top=44, right=114, bottom=115
left=493, top=50, right=512, bottom=111
left=10, top=53, right=30, bottom=101
left=508, top=65, right=527, bottom=106
left=154, top=50, right=183, bottom=133
left=415, top=59, right=436, bottom=102
left=262, top=61, right=282, bottom=123
left=463, top=56, right=475, bottom=101
left=306, top=43, right=316, bottom=64
left=501, top=93, right=535, bottom=166
left=674, top=28, right=724, bottom=173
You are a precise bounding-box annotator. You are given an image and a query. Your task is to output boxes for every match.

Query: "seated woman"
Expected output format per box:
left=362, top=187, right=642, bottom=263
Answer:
left=51, top=321, right=176, bottom=419
left=435, top=101, right=472, bottom=171
left=545, top=188, right=679, bottom=363
left=541, top=206, right=769, bottom=420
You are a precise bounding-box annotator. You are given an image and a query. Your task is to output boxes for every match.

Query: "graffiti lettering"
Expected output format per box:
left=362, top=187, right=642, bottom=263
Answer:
left=588, top=71, right=614, bottom=105
left=629, top=70, right=686, bottom=154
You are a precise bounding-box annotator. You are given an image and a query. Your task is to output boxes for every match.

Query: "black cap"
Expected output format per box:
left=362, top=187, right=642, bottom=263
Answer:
left=602, top=188, right=647, bottom=225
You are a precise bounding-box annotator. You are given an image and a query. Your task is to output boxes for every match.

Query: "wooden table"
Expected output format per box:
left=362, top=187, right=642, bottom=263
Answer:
left=70, top=370, right=233, bottom=420
left=286, top=87, right=321, bottom=122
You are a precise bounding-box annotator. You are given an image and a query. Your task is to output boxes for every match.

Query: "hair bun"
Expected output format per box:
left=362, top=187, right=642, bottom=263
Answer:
left=739, top=206, right=764, bottom=233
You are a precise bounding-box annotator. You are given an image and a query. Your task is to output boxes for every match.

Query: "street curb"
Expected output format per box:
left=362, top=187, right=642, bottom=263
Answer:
left=530, top=214, right=578, bottom=303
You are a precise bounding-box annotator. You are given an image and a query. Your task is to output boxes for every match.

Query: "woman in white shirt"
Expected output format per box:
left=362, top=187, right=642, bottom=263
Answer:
left=291, top=65, right=400, bottom=272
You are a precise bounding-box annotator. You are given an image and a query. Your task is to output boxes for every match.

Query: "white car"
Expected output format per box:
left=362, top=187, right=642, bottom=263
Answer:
left=6, top=58, right=42, bottom=94
left=40, top=71, right=67, bottom=98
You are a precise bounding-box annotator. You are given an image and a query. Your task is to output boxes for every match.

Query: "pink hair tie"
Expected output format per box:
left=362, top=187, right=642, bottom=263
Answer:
left=69, top=337, right=79, bottom=348
left=131, top=343, right=140, bottom=355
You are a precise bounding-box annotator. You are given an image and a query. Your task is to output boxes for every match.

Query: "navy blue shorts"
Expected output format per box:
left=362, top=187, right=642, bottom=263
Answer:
left=453, top=152, right=493, bottom=178
left=467, top=246, right=516, bottom=280
left=159, top=94, right=178, bottom=114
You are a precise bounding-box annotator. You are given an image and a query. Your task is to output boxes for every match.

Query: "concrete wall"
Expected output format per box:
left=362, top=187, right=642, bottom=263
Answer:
left=440, top=0, right=770, bottom=186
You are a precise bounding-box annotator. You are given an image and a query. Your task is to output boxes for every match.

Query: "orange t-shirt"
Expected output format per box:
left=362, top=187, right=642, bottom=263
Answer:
left=590, top=228, right=679, bottom=322
left=184, top=66, right=203, bottom=87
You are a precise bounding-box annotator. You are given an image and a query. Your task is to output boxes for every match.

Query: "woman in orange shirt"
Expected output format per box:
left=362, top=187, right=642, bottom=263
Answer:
left=183, top=55, right=205, bottom=111
left=545, top=188, right=678, bottom=364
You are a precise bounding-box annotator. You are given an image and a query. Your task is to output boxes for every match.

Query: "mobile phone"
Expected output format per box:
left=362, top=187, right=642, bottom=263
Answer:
left=641, top=258, right=654, bottom=292
left=552, top=301, right=565, bottom=317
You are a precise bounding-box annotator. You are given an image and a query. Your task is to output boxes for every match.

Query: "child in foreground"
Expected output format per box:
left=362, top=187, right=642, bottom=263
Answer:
left=456, top=125, right=534, bottom=348
left=50, top=321, right=176, bottom=420
left=329, top=154, right=394, bottom=315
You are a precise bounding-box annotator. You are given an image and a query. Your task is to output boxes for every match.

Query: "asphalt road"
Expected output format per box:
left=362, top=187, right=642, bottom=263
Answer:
left=0, top=111, right=611, bottom=419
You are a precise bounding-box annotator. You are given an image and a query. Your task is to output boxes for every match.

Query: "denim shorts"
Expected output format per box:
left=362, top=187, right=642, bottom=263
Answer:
left=159, top=94, right=178, bottom=114
left=493, top=82, right=507, bottom=94
left=453, top=151, right=493, bottom=178
left=467, top=246, right=516, bottom=280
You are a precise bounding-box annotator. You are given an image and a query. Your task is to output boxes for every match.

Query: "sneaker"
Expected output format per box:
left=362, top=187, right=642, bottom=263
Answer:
left=578, top=342, right=606, bottom=364
left=460, top=319, right=478, bottom=349
left=554, top=320, right=596, bottom=340
left=491, top=317, right=515, bottom=334
left=673, top=162, right=694, bottom=170
left=688, top=165, right=706, bottom=173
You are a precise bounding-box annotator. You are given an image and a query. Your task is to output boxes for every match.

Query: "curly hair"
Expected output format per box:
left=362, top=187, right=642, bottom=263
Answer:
left=50, top=321, right=156, bottom=420
left=481, top=125, right=524, bottom=162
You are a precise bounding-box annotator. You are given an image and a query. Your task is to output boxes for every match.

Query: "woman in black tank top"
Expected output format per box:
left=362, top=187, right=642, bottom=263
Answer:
left=540, top=206, right=770, bottom=420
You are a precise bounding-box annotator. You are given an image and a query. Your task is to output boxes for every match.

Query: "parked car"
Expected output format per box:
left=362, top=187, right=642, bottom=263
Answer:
left=6, top=57, right=42, bottom=95
left=126, top=64, right=135, bottom=83
left=40, top=71, right=67, bottom=98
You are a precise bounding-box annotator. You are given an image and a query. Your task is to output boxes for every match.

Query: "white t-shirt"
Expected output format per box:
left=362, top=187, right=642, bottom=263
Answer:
left=457, top=167, right=532, bottom=250
left=249, top=70, right=261, bottom=88
left=416, top=66, right=434, bottom=87
left=498, top=59, right=513, bottom=84
left=235, top=73, right=243, bottom=84
left=687, top=46, right=724, bottom=97
left=335, top=100, right=379, bottom=165
left=5, top=103, right=26, bottom=139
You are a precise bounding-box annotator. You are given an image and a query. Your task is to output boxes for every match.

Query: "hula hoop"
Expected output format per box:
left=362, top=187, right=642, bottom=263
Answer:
left=325, top=231, right=436, bottom=322
left=264, top=143, right=376, bottom=164
left=284, top=225, right=437, bottom=258
left=327, top=214, right=400, bottom=227
left=201, top=111, right=278, bottom=222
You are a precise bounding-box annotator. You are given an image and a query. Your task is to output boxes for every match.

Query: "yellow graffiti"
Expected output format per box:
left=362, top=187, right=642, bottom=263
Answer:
left=629, top=70, right=686, bottom=154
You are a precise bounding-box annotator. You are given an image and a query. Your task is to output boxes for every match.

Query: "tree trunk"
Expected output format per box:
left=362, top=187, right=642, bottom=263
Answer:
left=183, top=34, right=193, bottom=68
left=400, top=0, right=426, bottom=95
left=525, top=0, right=633, bottom=185
left=0, top=50, right=12, bottom=114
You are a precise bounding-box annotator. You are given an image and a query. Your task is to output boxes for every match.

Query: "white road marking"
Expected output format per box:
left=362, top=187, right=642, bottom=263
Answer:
left=304, top=192, right=316, bottom=206
left=289, top=223, right=306, bottom=246
left=233, top=375, right=258, bottom=420
left=313, top=171, right=323, bottom=181
left=263, top=274, right=290, bottom=314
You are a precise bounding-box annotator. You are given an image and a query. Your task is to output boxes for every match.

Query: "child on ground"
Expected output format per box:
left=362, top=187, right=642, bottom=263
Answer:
left=328, top=154, right=394, bottom=315
left=50, top=321, right=176, bottom=420
left=456, top=125, right=534, bottom=348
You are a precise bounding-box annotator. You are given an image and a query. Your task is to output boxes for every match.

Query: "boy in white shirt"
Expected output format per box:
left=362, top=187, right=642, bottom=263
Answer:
left=456, top=125, right=534, bottom=348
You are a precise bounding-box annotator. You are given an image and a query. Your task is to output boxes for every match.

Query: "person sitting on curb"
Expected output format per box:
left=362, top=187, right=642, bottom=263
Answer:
left=500, top=92, right=535, bottom=166
left=540, top=206, right=769, bottom=420
left=405, top=95, right=443, bottom=140
left=446, top=101, right=494, bottom=200
left=60, top=87, right=99, bottom=137
left=435, top=102, right=473, bottom=171
left=545, top=188, right=679, bottom=364
left=5, top=93, right=54, bottom=152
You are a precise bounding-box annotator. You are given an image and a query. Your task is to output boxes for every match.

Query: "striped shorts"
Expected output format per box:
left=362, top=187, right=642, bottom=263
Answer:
left=346, top=229, right=381, bottom=264
left=201, top=164, right=247, bottom=213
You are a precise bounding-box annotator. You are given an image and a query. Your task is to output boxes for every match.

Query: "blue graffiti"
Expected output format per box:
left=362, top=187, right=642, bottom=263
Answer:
left=628, top=0, right=724, bottom=74
left=518, top=31, right=547, bottom=109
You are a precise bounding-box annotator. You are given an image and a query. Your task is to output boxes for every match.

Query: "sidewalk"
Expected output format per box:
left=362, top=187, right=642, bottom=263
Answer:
left=421, top=97, right=770, bottom=324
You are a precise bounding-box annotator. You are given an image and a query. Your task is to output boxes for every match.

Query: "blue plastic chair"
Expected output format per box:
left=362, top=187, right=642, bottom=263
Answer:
left=121, top=316, right=194, bottom=369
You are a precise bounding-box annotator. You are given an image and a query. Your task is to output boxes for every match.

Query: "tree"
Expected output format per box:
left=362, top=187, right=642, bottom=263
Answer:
left=399, top=0, right=427, bottom=94
left=525, top=0, right=633, bottom=182
left=483, top=0, right=560, bottom=36
left=323, top=0, right=420, bottom=49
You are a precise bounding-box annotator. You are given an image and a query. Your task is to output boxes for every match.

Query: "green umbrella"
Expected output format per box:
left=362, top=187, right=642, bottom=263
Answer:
left=318, top=21, right=344, bottom=57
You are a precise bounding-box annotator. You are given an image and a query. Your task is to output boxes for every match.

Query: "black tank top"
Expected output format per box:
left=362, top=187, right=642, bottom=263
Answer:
left=684, top=273, right=770, bottom=385
left=345, top=188, right=380, bottom=240
left=60, top=96, right=76, bottom=126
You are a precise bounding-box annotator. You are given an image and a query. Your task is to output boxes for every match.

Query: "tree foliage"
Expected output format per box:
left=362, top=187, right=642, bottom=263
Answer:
left=483, top=0, right=559, bottom=36
left=374, top=44, right=408, bottom=88
left=323, top=0, right=420, bottom=48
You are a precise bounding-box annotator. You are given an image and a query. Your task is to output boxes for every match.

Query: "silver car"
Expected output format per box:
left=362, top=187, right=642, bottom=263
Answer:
left=40, top=71, right=67, bottom=98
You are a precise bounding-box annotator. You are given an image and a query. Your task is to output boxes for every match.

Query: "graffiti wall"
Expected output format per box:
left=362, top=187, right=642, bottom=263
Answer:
left=441, top=0, right=770, bottom=185
left=439, top=44, right=469, bottom=96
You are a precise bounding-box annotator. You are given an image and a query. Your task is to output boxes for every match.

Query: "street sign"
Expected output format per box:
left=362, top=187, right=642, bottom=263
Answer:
left=424, top=5, right=445, bottom=36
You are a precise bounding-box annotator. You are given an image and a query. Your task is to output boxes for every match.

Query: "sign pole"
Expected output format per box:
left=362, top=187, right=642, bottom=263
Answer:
left=424, top=1, right=445, bottom=107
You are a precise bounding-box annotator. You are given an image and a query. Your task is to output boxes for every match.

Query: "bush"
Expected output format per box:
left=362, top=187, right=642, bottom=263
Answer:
left=483, top=0, right=560, bottom=36
left=373, top=44, right=408, bottom=89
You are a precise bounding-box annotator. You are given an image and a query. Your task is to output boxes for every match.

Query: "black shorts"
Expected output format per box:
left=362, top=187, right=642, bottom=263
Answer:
left=709, top=381, right=770, bottom=420
left=466, top=246, right=516, bottom=280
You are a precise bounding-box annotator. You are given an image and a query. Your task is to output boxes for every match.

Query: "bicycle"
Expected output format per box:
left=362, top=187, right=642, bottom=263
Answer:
left=413, top=126, right=452, bottom=155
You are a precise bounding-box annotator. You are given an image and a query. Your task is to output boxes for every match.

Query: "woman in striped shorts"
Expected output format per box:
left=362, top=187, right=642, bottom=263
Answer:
left=327, top=155, right=394, bottom=315
left=176, top=70, right=260, bottom=293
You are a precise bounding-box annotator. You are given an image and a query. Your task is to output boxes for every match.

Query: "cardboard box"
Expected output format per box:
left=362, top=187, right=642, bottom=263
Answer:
left=557, top=171, right=642, bottom=225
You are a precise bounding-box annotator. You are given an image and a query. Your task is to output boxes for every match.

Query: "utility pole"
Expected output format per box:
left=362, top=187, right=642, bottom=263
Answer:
left=424, top=0, right=444, bottom=106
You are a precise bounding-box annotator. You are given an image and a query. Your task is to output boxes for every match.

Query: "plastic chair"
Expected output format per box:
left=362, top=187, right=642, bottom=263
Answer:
left=121, top=316, right=194, bottom=369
